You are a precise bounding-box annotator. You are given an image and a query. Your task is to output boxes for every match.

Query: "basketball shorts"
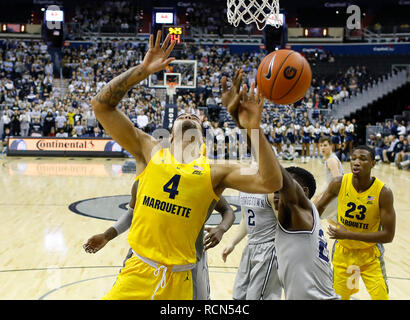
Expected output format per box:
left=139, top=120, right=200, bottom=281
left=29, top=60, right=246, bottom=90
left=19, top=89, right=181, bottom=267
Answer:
left=331, top=241, right=389, bottom=300
left=192, top=250, right=210, bottom=300
left=102, top=251, right=194, bottom=300
left=233, top=240, right=282, bottom=300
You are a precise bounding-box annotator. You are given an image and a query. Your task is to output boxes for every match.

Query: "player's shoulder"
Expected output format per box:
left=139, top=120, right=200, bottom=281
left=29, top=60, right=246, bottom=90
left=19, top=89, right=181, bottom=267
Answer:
left=379, top=184, right=393, bottom=198
left=326, top=156, right=339, bottom=166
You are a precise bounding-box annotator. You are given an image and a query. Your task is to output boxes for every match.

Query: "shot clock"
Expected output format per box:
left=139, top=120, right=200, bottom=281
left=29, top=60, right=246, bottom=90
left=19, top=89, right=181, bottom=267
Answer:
left=162, top=26, right=184, bottom=45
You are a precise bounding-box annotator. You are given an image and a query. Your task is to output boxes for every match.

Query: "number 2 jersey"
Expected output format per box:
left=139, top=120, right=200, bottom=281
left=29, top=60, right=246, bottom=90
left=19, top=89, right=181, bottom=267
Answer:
left=128, top=147, right=219, bottom=266
left=275, top=201, right=339, bottom=300
left=337, top=173, right=385, bottom=250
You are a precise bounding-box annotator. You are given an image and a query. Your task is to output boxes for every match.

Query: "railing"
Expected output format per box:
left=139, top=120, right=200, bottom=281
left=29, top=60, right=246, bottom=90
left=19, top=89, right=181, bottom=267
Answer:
left=363, top=27, right=410, bottom=43
left=331, top=69, right=408, bottom=119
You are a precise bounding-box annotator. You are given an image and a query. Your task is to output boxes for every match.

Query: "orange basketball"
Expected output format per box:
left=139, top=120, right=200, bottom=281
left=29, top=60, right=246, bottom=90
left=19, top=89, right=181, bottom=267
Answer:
left=256, top=49, right=312, bottom=105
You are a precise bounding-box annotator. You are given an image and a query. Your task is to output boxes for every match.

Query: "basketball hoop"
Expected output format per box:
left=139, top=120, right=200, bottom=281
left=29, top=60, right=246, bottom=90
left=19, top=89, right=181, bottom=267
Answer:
left=227, top=0, right=282, bottom=31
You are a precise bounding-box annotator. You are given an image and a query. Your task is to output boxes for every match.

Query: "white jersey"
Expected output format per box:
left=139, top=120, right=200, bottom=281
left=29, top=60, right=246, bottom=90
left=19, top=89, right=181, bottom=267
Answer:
left=325, top=153, right=344, bottom=185
left=239, top=193, right=277, bottom=244
left=275, top=201, right=339, bottom=300
left=235, top=193, right=282, bottom=300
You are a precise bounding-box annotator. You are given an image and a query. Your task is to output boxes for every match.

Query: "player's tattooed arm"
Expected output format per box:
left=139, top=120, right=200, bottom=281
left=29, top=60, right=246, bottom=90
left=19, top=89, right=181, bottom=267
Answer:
left=91, top=31, right=175, bottom=160
left=94, top=66, right=147, bottom=109
left=94, top=31, right=175, bottom=110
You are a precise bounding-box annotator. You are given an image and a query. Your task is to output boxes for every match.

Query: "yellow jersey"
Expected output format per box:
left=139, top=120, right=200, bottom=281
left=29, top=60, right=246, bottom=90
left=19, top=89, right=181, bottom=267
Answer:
left=128, top=147, right=219, bottom=266
left=67, top=112, right=75, bottom=126
left=337, top=173, right=385, bottom=249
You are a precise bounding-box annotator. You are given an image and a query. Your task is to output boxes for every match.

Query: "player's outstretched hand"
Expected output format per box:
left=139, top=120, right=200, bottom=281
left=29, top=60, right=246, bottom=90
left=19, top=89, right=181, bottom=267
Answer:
left=221, top=69, right=244, bottom=125
left=141, top=30, right=176, bottom=75
left=83, top=234, right=109, bottom=254
left=236, top=82, right=265, bottom=130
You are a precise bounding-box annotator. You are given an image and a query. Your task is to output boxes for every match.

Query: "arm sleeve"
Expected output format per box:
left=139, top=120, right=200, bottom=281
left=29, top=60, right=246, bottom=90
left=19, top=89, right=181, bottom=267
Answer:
left=113, top=207, right=133, bottom=235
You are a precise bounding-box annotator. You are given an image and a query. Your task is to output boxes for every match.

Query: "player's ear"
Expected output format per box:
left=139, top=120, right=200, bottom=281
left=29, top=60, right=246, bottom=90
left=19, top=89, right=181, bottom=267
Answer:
left=303, top=186, right=310, bottom=198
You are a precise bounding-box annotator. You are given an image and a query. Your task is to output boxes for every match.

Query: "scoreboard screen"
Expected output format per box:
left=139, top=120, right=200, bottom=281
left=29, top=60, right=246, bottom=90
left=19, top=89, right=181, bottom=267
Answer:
left=162, top=26, right=184, bottom=45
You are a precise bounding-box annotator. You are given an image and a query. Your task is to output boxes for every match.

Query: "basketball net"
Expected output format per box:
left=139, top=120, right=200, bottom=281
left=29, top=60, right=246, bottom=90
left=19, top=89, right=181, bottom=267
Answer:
left=166, top=82, right=177, bottom=104
left=227, top=0, right=282, bottom=31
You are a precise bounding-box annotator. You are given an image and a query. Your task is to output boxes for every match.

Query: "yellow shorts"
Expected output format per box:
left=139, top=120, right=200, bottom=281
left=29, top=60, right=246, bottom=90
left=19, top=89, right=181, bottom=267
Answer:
left=102, top=254, right=193, bottom=300
left=332, top=241, right=389, bottom=300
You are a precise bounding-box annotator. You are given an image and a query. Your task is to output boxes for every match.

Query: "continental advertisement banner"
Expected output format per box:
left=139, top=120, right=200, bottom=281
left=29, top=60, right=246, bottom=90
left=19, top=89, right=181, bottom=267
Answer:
left=7, top=137, right=125, bottom=157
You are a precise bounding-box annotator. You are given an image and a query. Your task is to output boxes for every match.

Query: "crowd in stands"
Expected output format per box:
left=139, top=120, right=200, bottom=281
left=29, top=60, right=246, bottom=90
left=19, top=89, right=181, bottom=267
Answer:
left=68, top=0, right=141, bottom=36
left=366, top=119, right=410, bottom=170
left=1, top=38, right=405, bottom=168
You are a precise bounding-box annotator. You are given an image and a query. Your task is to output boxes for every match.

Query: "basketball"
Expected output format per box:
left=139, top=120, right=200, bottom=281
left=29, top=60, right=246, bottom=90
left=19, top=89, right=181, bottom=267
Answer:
left=256, top=49, right=312, bottom=105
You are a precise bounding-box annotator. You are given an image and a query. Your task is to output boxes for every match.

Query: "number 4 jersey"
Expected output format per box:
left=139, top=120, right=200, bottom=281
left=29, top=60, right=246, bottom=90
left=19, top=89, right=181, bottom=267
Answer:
left=128, top=148, right=219, bottom=266
left=337, top=173, right=385, bottom=250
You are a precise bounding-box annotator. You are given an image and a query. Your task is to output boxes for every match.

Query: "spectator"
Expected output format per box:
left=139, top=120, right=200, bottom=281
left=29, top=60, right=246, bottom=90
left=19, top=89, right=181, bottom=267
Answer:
left=55, top=110, right=67, bottom=131
left=20, top=110, right=31, bottom=137
left=382, top=135, right=399, bottom=163
left=74, top=120, right=85, bottom=136
left=136, top=110, right=149, bottom=132
left=1, top=109, right=11, bottom=131
left=30, top=119, right=43, bottom=137
left=43, top=111, right=55, bottom=136
left=10, top=111, right=21, bottom=136
left=56, top=128, right=68, bottom=138
left=397, top=120, right=406, bottom=136
left=397, top=135, right=410, bottom=170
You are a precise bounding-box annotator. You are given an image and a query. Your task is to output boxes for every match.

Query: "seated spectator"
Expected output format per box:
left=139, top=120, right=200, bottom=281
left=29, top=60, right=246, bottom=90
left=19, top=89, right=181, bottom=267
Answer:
left=56, top=128, right=68, bottom=138
left=70, top=128, right=78, bottom=138
left=382, top=134, right=400, bottom=163
left=397, top=135, right=410, bottom=170
left=74, top=121, right=85, bottom=136
left=30, top=119, right=43, bottom=137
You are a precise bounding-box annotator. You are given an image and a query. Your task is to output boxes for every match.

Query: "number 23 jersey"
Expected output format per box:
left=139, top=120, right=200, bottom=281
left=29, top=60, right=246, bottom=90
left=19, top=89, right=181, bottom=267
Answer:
left=337, top=173, right=385, bottom=249
left=128, top=148, right=219, bottom=266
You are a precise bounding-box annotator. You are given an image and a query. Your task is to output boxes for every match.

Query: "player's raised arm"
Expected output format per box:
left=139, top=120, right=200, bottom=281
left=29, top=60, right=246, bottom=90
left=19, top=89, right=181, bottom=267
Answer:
left=214, top=75, right=283, bottom=195
left=277, top=165, right=309, bottom=206
left=91, top=31, right=176, bottom=161
left=315, top=176, right=342, bottom=217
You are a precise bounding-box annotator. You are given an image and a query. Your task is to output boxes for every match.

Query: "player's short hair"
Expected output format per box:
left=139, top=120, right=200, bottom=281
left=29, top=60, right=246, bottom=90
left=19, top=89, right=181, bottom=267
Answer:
left=352, top=145, right=376, bottom=160
left=319, top=136, right=331, bottom=144
left=286, top=166, right=317, bottom=199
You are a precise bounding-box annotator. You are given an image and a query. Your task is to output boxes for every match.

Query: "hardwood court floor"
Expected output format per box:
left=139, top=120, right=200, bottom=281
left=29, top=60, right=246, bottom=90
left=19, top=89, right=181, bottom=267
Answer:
left=0, top=156, right=409, bottom=300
